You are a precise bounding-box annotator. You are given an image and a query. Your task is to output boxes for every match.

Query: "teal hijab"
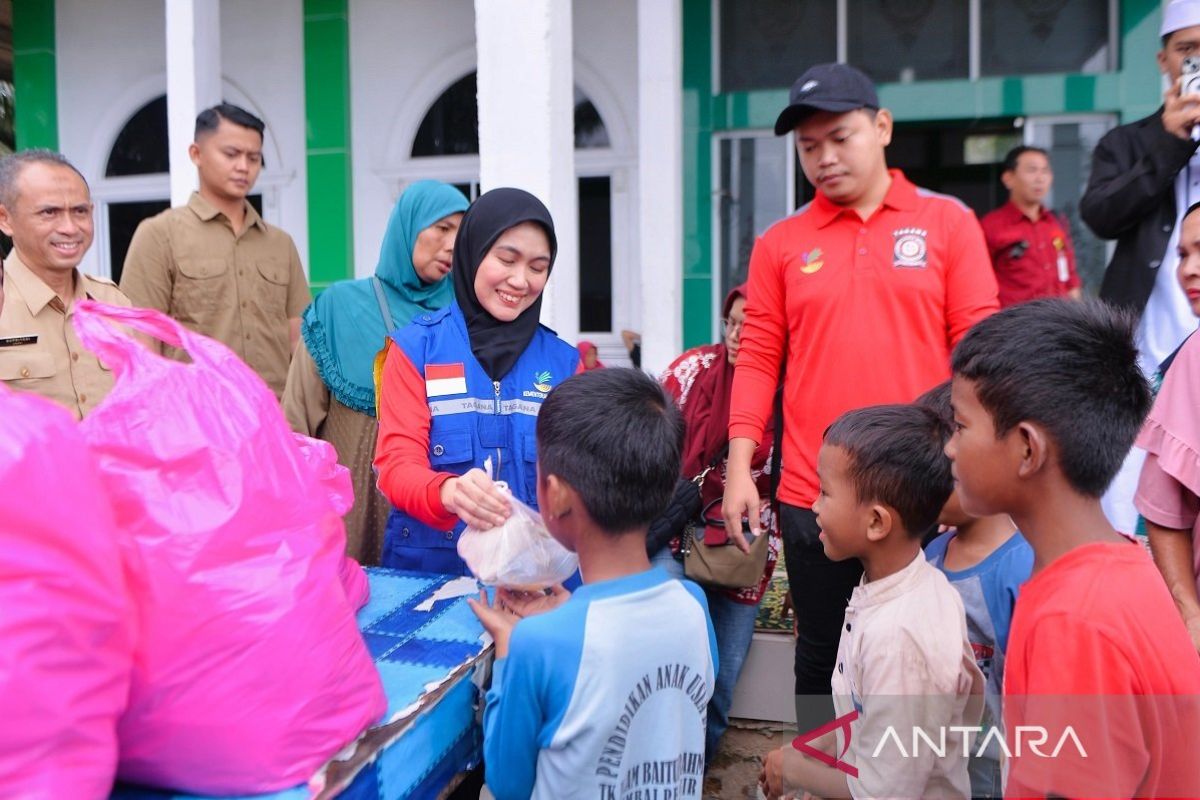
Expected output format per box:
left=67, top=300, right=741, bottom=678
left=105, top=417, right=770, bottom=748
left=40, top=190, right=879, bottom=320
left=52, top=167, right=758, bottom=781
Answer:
left=301, top=180, right=469, bottom=415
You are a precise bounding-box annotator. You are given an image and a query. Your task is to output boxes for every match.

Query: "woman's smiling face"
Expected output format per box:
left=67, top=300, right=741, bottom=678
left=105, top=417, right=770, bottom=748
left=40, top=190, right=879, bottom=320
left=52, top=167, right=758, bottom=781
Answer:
left=472, top=221, right=552, bottom=322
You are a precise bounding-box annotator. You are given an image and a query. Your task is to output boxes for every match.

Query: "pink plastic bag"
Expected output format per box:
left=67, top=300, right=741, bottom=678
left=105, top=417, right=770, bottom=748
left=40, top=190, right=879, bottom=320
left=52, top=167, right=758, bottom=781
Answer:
left=73, top=300, right=385, bottom=794
left=294, top=432, right=370, bottom=610
left=0, top=385, right=134, bottom=799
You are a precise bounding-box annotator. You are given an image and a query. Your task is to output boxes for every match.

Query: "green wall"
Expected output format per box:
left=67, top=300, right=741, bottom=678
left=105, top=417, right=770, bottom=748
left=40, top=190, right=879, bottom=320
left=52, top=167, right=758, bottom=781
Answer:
left=303, top=0, right=355, bottom=293
left=681, top=0, right=1163, bottom=347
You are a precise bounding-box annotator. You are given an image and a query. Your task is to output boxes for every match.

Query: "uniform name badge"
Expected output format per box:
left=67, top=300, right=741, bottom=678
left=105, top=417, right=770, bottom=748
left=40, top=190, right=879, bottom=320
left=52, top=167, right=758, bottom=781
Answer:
left=1053, top=235, right=1069, bottom=283
left=425, top=363, right=468, bottom=397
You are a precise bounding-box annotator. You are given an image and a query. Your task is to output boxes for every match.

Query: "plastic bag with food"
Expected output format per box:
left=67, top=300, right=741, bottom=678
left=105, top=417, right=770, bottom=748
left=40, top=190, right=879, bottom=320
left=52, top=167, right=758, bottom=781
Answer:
left=456, top=480, right=578, bottom=589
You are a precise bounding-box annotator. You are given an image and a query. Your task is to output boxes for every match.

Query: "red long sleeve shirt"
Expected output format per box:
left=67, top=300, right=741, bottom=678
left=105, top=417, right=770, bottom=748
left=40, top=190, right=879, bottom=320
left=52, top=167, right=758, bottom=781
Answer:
left=374, top=341, right=459, bottom=531
left=729, top=170, right=999, bottom=508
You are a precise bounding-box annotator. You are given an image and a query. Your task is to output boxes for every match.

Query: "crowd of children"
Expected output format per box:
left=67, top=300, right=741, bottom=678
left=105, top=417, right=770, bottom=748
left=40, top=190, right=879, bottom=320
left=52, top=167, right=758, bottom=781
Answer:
left=468, top=297, right=1200, bottom=800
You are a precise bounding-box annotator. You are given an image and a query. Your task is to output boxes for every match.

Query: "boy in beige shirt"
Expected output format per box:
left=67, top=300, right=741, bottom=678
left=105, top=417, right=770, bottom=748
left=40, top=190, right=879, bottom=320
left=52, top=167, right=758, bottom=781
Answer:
left=762, top=404, right=983, bottom=800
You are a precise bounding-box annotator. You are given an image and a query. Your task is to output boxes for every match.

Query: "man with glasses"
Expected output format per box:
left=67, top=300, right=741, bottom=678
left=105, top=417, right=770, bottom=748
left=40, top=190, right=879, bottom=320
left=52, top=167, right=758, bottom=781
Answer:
left=721, top=63, right=998, bottom=732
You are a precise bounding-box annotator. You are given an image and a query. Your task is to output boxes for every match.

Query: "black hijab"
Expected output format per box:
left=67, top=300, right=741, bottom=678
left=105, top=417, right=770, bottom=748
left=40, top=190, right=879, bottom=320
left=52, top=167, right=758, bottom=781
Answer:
left=451, top=188, right=558, bottom=381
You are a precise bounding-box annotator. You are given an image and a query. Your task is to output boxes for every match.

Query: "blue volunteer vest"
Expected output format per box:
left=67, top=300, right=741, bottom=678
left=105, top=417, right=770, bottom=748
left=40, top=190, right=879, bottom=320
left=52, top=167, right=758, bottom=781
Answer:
left=382, top=304, right=580, bottom=574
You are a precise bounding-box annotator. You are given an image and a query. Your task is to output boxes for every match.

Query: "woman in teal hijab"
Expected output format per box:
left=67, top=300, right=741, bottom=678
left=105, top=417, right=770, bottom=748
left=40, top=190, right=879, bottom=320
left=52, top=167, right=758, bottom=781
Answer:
left=283, top=180, right=468, bottom=564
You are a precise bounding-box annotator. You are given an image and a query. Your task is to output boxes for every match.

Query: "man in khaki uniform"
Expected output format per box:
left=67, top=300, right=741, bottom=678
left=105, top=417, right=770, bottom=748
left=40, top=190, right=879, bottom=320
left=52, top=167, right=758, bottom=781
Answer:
left=120, top=103, right=309, bottom=398
left=0, top=150, right=133, bottom=419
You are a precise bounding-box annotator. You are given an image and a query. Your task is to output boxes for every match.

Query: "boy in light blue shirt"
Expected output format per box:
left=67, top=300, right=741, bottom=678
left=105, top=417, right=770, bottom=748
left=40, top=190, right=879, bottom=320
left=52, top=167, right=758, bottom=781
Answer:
left=919, top=381, right=1034, bottom=798
left=470, top=368, right=718, bottom=800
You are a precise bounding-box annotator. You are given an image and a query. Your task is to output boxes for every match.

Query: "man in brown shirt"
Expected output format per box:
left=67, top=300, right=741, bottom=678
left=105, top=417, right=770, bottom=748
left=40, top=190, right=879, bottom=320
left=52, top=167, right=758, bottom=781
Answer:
left=120, top=103, right=309, bottom=398
left=0, top=150, right=134, bottom=419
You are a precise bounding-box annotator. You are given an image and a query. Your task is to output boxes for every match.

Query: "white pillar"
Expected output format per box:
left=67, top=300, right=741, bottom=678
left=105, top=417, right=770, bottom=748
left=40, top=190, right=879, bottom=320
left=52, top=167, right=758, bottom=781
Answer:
left=166, top=0, right=222, bottom=207
left=636, top=0, right=684, bottom=374
left=475, top=0, right=579, bottom=342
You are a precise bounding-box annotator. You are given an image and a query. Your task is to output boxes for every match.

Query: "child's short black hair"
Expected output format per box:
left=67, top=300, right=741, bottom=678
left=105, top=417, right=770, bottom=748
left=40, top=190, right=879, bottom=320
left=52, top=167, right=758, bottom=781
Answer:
left=915, top=380, right=953, bottom=434
left=823, top=404, right=953, bottom=537
left=951, top=298, right=1151, bottom=497
left=537, top=368, right=684, bottom=533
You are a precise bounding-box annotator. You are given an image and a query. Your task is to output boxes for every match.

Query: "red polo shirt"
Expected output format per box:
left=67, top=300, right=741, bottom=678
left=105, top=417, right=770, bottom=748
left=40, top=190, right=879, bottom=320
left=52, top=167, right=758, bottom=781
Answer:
left=729, top=170, right=999, bottom=509
left=1003, top=543, right=1200, bottom=799
left=979, top=201, right=1080, bottom=308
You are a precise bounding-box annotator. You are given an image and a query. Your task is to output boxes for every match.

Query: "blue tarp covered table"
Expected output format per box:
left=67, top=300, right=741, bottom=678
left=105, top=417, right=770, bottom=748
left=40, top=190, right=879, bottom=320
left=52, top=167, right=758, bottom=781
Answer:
left=112, top=569, right=493, bottom=800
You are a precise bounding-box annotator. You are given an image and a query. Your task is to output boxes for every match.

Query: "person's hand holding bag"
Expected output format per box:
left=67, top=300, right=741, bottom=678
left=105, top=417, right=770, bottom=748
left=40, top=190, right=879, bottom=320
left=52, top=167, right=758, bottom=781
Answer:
left=440, top=467, right=512, bottom=529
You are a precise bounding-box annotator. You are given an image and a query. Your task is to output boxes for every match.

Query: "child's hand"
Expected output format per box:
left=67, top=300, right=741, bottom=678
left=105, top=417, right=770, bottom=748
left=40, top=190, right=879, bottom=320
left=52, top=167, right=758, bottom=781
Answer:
left=498, top=584, right=571, bottom=618
left=468, top=590, right=519, bottom=658
left=760, top=747, right=786, bottom=799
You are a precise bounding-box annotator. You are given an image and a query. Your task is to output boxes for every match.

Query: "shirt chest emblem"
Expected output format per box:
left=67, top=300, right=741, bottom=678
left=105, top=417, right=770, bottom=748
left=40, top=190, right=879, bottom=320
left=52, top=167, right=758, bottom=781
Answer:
left=800, top=247, right=824, bottom=274
left=893, top=227, right=928, bottom=268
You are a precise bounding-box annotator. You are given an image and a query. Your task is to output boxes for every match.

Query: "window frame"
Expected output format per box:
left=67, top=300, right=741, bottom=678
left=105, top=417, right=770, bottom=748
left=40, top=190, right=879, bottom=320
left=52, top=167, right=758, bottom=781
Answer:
left=713, top=0, right=1120, bottom=93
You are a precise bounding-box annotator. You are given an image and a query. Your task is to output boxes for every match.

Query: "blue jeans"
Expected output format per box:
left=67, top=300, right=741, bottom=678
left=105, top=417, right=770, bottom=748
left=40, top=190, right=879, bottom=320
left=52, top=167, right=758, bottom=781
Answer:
left=652, top=547, right=760, bottom=765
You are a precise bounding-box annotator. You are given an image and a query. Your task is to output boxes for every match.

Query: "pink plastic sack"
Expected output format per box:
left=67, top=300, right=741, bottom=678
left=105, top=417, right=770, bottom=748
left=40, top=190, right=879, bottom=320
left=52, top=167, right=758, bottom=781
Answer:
left=294, top=432, right=370, bottom=610
left=0, top=384, right=134, bottom=799
left=73, top=300, right=385, bottom=794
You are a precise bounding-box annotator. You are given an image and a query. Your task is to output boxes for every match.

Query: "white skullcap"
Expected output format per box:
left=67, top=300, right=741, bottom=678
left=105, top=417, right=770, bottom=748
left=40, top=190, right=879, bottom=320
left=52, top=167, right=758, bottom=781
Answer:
left=1163, top=0, right=1200, bottom=37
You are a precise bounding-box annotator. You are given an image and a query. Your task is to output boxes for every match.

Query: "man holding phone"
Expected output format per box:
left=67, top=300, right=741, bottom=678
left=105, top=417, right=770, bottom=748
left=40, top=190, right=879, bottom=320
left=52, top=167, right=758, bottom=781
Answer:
left=1081, top=0, right=1200, bottom=533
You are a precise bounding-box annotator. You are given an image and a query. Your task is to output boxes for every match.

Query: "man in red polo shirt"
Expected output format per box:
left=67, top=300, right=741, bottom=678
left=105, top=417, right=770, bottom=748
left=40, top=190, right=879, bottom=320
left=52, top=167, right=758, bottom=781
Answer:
left=722, top=63, right=999, bottom=732
left=981, top=145, right=1082, bottom=307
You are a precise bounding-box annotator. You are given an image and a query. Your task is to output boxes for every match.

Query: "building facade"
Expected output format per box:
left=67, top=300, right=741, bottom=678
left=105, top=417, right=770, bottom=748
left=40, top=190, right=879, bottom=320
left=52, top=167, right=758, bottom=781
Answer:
left=12, top=0, right=1164, bottom=370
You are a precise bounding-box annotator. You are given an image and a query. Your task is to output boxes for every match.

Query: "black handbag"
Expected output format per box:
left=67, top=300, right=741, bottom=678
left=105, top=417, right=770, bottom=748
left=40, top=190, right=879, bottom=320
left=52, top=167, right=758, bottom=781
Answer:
left=645, top=444, right=729, bottom=557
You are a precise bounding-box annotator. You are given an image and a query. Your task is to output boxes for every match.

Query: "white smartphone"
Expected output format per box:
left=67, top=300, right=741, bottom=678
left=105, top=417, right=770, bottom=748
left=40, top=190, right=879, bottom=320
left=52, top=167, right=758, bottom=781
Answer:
left=1183, top=55, right=1200, bottom=97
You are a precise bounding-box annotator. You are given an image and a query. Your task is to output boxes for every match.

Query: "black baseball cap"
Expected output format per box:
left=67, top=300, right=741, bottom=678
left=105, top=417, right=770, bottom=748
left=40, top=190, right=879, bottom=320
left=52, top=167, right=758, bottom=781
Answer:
left=773, top=63, right=880, bottom=136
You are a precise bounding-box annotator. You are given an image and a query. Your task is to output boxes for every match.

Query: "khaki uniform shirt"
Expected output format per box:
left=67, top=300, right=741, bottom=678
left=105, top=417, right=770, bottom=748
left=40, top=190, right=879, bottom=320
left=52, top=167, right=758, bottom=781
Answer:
left=119, top=192, right=310, bottom=397
left=0, top=250, right=132, bottom=419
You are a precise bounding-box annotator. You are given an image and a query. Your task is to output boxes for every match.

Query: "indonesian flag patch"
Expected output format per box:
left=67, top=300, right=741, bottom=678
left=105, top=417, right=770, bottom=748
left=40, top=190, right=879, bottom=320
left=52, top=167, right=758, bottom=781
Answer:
left=425, top=363, right=468, bottom=397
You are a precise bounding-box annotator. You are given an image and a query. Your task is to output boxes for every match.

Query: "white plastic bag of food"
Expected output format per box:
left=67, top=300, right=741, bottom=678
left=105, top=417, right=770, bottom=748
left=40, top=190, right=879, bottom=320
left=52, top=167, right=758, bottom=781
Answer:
left=456, top=479, right=578, bottom=589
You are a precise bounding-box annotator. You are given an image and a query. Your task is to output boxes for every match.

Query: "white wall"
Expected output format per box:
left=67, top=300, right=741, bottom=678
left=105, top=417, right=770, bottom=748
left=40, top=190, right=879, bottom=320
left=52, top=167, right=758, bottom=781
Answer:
left=56, top=0, right=308, bottom=278
left=348, top=0, right=640, bottom=283
left=348, top=0, right=479, bottom=277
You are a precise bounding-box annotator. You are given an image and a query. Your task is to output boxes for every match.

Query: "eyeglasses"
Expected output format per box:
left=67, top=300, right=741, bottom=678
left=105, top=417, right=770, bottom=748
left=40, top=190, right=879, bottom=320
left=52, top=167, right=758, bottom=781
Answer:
left=721, top=317, right=744, bottom=335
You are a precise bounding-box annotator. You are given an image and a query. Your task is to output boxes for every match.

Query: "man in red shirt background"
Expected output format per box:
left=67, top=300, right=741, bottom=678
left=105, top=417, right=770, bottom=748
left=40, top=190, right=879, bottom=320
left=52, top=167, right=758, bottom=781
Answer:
left=980, top=145, right=1083, bottom=307
left=722, top=63, right=999, bottom=732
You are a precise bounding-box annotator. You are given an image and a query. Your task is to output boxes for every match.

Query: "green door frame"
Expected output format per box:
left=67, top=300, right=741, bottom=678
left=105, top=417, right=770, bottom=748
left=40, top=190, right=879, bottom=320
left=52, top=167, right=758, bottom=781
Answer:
left=681, top=0, right=1162, bottom=348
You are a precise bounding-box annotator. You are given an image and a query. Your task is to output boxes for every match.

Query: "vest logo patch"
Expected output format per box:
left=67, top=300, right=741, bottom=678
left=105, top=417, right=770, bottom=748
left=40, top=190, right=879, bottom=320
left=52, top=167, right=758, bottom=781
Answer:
left=892, top=227, right=928, bottom=268
left=425, top=362, right=467, bottom=397
left=533, top=370, right=553, bottom=393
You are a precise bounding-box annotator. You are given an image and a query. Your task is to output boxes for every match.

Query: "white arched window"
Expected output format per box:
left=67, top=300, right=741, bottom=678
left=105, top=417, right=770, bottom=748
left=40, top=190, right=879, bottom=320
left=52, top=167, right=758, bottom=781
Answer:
left=382, top=70, right=635, bottom=342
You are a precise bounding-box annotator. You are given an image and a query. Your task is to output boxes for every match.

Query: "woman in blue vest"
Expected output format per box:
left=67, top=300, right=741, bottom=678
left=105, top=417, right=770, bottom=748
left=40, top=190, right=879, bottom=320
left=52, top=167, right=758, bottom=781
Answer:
left=374, top=188, right=581, bottom=574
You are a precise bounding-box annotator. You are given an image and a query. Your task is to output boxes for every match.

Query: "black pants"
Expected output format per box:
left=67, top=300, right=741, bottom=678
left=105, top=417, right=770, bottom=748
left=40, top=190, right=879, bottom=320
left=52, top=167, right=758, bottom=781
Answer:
left=780, top=503, right=863, bottom=734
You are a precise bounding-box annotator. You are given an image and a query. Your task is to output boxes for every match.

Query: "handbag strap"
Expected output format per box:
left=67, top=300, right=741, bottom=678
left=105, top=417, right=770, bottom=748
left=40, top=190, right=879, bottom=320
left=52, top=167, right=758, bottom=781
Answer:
left=691, top=441, right=731, bottom=486
left=371, top=276, right=396, bottom=332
